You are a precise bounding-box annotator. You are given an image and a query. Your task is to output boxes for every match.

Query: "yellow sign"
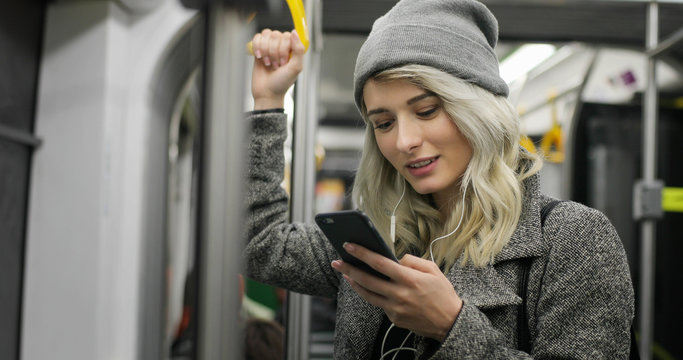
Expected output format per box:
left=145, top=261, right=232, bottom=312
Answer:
left=663, top=187, right=683, bottom=212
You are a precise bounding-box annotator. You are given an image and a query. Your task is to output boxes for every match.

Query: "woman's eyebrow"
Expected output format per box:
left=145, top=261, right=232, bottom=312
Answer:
left=407, top=92, right=436, bottom=105
left=366, top=108, right=388, bottom=117
left=366, top=92, right=436, bottom=116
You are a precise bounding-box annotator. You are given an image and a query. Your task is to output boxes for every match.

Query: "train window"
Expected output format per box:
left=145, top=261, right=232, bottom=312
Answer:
left=167, top=69, right=202, bottom=359
left=136, top=13, right=206, bottom=360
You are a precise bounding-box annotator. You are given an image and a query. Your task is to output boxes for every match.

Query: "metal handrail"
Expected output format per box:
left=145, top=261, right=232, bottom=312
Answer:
left=0, top=124, right=42, bottom=147
left=196, top=3, right=253, bottom=359
left=638, top=2, right=661, bottom=359
left=647, top=26, right=683, bottom=58
left=287, top=0, right=322, bottom=359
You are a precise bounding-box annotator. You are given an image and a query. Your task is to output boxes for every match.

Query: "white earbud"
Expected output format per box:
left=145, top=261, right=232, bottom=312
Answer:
left=390, top=179, right=406, bottom=244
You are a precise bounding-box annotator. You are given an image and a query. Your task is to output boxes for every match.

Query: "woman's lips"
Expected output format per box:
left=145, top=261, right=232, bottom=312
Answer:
left=406, top=156, right=438, bottom=176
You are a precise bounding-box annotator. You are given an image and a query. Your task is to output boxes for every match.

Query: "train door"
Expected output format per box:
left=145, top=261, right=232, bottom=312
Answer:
left=0, top=3, right=45, bottom=360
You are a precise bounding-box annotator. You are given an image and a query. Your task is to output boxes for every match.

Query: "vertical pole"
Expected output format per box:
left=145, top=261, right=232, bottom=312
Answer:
left=639, top=2, right=658, bottom=359
left=197, top=3, right=252, bottom=360
left=286, top=0, right=322, bottom=359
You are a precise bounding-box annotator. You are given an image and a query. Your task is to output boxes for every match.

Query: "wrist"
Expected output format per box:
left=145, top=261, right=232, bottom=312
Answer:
left=253, top=96, right=285, bottom=110
left=435, top=297, right=463, bottom=342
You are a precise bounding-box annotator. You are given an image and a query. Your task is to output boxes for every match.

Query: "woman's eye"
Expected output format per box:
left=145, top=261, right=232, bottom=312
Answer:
left=374, top=119, right=393, bottom=130
left=417, top=107, right=438, bottom=117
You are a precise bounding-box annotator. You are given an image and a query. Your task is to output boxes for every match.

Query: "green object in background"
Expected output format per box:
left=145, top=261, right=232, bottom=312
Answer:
left=245, top=278, right=280, bottom=311
left=662, top=187, right=683, bottom=212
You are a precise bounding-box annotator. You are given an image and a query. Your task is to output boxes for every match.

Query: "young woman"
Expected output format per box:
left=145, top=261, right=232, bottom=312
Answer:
left=245, top=0, right=635, bottom=358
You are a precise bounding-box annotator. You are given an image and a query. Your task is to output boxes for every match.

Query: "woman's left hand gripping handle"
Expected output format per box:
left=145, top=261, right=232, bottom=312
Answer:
left=251, top=29, right=306, bottom=110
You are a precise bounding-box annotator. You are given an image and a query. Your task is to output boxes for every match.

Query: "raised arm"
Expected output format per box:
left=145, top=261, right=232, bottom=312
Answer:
left=244, top=29, right=341, bottom=297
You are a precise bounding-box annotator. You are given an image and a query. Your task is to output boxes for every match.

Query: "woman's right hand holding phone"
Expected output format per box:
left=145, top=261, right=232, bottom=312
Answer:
left=251, top=29, right=306, bottom=110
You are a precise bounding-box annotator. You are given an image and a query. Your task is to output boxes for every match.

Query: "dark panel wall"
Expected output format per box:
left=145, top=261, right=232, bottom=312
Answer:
left=573, top=102, right=683, bottom=359
left=0, top=1, right=45, bottom=359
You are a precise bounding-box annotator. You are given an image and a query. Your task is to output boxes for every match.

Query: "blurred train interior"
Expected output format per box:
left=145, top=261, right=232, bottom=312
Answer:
left=2, top=0, right=683, bottom=359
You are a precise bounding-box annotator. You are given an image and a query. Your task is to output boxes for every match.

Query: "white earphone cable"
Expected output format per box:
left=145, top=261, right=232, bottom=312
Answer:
left=429, top=182, right=468, bottom=263
left=382, top=181, right=468, bottom=360
left=380, top=323, right=416, bottom=360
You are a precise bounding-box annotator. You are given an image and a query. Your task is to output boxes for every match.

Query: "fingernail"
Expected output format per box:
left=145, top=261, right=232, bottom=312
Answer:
left=331, top=260, right=341, bottom=268
left=343, top=242, right=354, bottom=252
left=255, top=49, right=262, bottom=59
left=264, top=56, right=271, bottom=66
left=280, top=58, right=287, bottom=67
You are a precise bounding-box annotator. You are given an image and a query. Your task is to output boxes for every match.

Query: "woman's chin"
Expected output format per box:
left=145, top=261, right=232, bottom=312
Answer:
left=406, top=181, right=438, bottom=196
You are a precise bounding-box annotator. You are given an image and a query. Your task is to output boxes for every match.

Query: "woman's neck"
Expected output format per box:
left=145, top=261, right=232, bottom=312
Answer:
left=432, top=195, right=452, bottom=222
left=432, top=185, right=462, bottom=220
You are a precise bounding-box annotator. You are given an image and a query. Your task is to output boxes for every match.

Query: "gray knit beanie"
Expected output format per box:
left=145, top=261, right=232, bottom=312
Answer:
left=353, top=0, right=508, bottom=111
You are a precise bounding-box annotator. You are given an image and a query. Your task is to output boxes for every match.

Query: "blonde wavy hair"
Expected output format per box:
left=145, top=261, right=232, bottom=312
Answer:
left=352, top=65, right=542, bottom=270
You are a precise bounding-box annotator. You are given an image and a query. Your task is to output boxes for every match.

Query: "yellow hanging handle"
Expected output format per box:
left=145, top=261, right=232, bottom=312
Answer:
left=517, top=106, right=537, bottom=154
left=246, top=0, right=310, bottom=55
left=520, top=135, right=537, bottom=154
left=540, top=90, right=565, bottom=163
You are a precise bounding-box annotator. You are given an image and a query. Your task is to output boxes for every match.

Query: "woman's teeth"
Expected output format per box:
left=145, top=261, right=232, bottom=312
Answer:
left=409, top=159, right=433, bottom=168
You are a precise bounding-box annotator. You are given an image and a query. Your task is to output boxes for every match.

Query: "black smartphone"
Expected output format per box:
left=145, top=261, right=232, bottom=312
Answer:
left=315, top=210, right=398, bottom=280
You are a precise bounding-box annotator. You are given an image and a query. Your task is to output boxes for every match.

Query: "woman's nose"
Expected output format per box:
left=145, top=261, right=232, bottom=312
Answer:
left=395, top=117, right=422, bottom=153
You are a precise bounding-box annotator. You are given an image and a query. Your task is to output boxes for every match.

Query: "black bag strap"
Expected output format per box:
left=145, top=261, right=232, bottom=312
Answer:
left=540, top=199, right=564, bottom=227
left=517, top=199, right=640, bottom=359
left=516, top=257, right=533, bottom=353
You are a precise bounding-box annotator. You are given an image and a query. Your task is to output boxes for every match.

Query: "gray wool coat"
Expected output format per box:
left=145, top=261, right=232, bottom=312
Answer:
left=244, top=111, right=635, bottom=359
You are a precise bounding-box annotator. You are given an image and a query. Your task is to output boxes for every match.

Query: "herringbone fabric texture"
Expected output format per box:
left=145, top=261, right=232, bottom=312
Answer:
left=244, top=112, right=634, bottom=359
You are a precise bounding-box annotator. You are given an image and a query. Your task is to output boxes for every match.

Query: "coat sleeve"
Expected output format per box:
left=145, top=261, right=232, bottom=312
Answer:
left=424, top=203, right=634, bottom=359
left=243, top=111, right=340, bottom=298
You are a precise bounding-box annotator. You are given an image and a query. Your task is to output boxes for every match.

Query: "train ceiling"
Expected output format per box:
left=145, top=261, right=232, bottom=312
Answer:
left=257, top=0, right=683, bottom=59
left=255, top=0, right=683, bottom=127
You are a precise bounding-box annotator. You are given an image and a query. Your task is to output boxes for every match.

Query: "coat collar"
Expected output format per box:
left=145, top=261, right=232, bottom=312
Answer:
left=447, top=263, right=521, bottom=308
left=446, top=172, right=546, bottom=309
left=494, top=172, right=546, bottom=263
